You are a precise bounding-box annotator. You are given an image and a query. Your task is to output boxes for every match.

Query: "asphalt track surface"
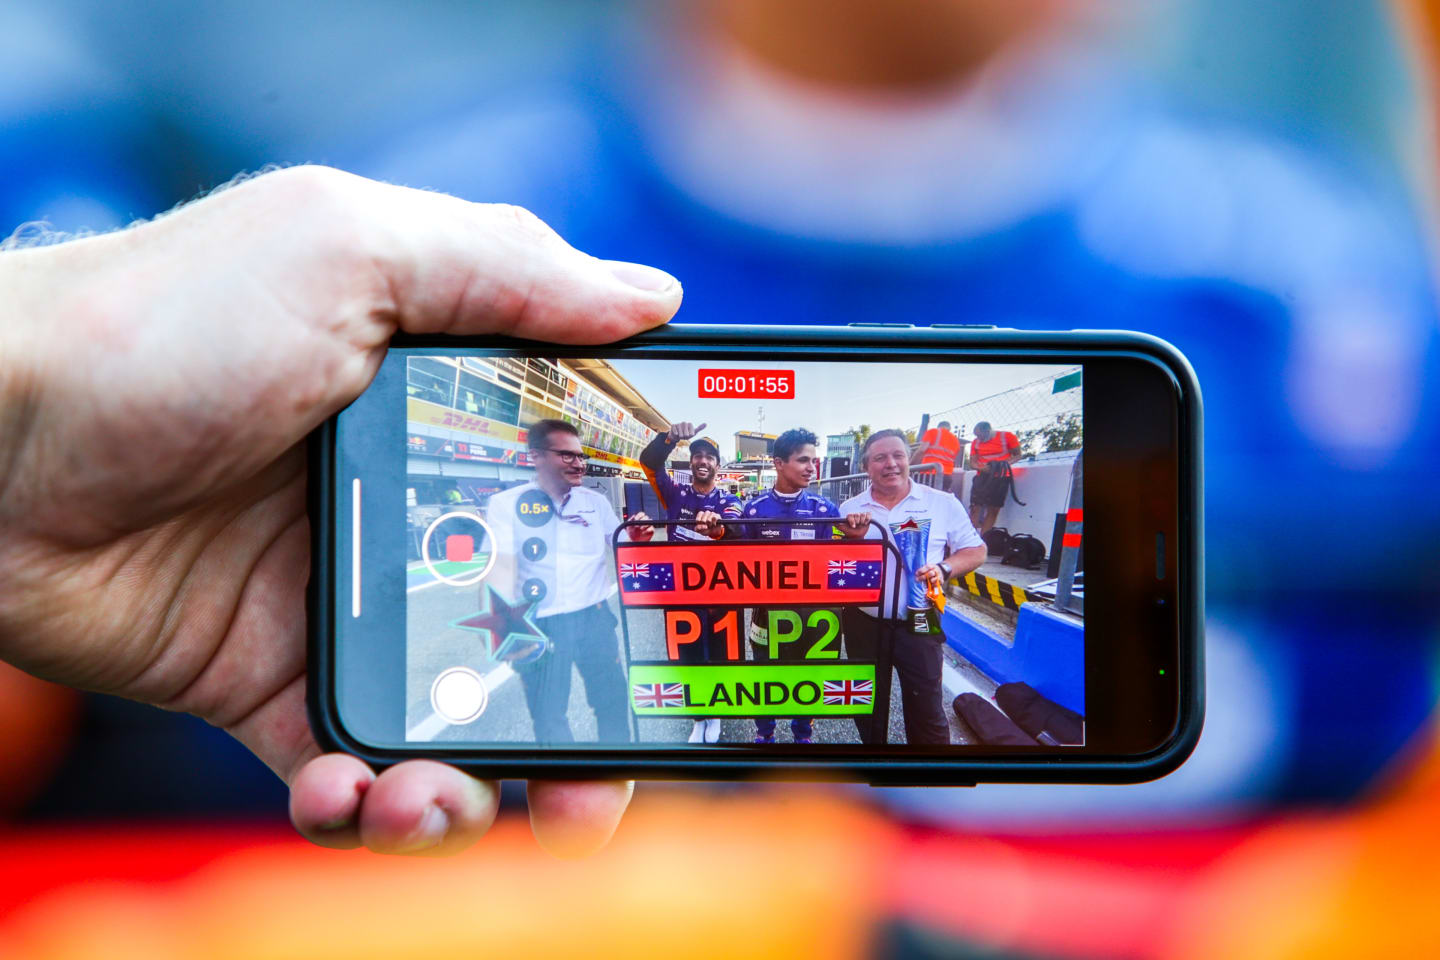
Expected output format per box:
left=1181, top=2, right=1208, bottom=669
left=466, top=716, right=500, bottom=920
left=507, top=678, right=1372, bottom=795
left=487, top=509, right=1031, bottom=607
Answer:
left=405, top=560, right=987, bottom=747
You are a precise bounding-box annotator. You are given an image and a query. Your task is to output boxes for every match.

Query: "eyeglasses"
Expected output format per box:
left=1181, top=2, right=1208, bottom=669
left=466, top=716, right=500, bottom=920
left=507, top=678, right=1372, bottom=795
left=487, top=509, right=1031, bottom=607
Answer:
left=545, top=448, right=589, bottom=464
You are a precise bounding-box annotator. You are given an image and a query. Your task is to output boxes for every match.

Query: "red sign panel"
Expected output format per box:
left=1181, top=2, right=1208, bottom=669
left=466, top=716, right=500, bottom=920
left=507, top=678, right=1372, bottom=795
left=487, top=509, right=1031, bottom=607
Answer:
left=615, top=540, right=884, bottom=606
left=697, top=369, right=795, bottom=399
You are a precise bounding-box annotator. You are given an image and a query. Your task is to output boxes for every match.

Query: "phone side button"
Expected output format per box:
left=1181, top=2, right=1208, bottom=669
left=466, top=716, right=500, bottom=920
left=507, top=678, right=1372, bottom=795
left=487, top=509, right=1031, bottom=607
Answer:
left=930, top=323, right=998, bottom=329
left=846, top=322, right=914, bottom=328
left=867, top=781, right=976, bottom=788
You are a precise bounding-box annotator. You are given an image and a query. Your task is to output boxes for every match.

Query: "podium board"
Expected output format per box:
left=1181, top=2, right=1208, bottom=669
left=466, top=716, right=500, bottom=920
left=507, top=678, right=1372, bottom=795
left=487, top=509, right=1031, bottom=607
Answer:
left=612, top=520, right=903, bottom=736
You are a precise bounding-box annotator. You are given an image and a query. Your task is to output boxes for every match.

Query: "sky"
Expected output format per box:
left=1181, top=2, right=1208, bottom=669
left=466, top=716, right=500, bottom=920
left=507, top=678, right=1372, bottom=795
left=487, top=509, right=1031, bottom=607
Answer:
left=611, top=358, right=1073, bottom=457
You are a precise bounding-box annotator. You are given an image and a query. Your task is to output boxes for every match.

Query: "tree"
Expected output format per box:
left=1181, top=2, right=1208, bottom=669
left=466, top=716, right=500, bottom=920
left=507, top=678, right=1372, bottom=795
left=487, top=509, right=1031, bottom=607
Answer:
left=1017, top=413, right=1083, bottom=457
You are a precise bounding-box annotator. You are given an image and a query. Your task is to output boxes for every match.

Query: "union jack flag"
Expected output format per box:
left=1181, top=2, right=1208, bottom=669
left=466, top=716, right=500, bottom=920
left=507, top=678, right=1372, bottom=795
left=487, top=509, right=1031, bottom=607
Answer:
left=619, top=562, right=650, bottom=578
left=822, top=678, right=874, bottom=706
left=632, top=682, right=686, bottom=709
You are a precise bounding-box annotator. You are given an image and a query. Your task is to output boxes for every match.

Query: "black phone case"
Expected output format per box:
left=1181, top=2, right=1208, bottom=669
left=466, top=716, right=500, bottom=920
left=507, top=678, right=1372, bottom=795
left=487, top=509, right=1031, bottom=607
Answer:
left=308, top=324, right=1203, bottom=786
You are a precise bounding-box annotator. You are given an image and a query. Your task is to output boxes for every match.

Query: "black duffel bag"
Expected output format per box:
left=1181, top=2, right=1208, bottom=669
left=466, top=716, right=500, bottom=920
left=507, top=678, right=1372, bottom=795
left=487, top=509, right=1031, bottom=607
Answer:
left=952, top=693, right=1039, bottom=746
left=995, top=682, right=1084, bottom=745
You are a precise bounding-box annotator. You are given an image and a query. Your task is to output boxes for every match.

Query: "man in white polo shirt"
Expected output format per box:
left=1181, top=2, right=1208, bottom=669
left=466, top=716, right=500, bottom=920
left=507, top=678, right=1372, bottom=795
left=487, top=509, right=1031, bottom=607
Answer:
left=485, top=419, right=653, bottom=744
left=838, top=429, right=987, bottom=745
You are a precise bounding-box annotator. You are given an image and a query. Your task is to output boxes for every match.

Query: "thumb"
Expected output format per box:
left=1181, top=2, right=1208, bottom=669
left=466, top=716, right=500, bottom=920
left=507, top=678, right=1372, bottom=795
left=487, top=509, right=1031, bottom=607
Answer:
left=356, top=175, right=682, bottom=344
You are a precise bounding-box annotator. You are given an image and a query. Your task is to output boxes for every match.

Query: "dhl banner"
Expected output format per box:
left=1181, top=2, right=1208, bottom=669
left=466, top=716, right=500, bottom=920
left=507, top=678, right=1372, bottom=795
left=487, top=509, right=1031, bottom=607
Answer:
left=408, top=397, right=523, bottom=442
left=407, top=397, right=641, bottom=468
left=582, top=446, right=640, bottom=469
left=614, top=540, right=887, bottom=607
left=629, top=664, right=878, bottom=717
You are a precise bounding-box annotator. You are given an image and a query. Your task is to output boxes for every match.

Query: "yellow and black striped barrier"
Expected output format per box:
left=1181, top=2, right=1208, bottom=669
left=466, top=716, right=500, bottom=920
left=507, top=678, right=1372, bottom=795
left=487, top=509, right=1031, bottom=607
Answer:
left=953, top=570, right=1036, bottom=611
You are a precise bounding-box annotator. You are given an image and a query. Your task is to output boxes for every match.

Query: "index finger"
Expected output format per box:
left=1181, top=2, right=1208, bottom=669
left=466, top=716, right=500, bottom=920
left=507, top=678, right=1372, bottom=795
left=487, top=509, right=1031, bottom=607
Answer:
left=290, top=756, right=633, bottom=859
left=290, top=755, right=499, bottom=856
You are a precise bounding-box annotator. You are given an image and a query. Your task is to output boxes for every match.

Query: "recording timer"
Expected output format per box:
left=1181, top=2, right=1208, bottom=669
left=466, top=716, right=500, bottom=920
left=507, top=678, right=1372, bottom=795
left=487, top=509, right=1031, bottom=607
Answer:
left=696, top=368, right=796, bottom=399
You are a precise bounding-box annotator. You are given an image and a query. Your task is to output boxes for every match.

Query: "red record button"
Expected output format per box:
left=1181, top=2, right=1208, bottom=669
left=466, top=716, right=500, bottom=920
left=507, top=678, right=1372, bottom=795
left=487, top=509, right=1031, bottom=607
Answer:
left=697, top=369, right=795, bottom=399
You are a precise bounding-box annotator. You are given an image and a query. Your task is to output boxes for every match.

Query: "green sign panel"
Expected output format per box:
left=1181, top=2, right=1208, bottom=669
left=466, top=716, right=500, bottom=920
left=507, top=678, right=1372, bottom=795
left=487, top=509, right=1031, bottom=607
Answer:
left=629, top=663, right=878, bottom=717
left=1052, top=369, right=1082, bottom=393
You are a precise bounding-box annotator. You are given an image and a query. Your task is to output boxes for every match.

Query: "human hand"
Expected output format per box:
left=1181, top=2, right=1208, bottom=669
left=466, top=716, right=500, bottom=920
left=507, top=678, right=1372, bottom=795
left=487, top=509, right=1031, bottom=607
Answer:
left=628, top=511, right=655, bottom=542
left=839, top=512, right=873, bottom=538
left=0, top=166, right=681, bottom=857
left=915, top=564, right=945, bottom=591
left=667, top=421, right=707, bottom=443
left=692, top=510, right=725, bottom=538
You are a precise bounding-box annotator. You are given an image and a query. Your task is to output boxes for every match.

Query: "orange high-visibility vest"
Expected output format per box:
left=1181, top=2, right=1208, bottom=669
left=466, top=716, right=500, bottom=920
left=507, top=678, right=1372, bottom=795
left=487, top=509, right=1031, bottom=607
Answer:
left=972, top=431, right=1020, bottom=467
left=920, top=428, right=961, bottom=474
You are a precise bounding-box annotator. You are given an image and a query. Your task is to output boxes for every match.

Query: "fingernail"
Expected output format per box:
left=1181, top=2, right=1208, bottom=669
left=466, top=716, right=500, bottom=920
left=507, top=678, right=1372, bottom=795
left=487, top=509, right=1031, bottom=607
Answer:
left=399, top=804, right=450, bottom=853
left=607, top=260, right=678, bottom=293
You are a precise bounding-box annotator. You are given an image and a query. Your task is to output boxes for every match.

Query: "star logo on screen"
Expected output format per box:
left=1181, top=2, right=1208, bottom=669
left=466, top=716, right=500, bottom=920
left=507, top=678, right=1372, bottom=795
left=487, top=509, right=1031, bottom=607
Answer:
left=453, top=586, right=548, bottom=663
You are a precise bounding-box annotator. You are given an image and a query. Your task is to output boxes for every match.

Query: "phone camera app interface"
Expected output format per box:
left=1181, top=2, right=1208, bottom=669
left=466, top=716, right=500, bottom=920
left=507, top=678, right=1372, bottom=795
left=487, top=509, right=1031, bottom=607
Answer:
left=400, top=354, right=1085, bottom=750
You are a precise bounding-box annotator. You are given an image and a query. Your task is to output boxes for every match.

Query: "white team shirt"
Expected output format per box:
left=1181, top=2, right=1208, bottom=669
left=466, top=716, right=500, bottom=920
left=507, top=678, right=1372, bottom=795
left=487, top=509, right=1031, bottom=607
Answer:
left=840, top=480, right=985, bottom=619
left=484, top=482, right=636, bottom=617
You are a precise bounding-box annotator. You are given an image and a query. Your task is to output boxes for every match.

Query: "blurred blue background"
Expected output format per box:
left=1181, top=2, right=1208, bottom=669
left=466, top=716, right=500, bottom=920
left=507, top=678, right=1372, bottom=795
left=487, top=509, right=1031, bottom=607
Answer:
left=3, top=0, right=1438, bottom=830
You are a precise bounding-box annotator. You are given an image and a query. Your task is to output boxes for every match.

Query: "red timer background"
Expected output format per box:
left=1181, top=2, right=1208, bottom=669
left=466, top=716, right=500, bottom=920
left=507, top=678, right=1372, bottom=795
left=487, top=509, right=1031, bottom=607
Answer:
left=697, top=369, right=796, bottom=399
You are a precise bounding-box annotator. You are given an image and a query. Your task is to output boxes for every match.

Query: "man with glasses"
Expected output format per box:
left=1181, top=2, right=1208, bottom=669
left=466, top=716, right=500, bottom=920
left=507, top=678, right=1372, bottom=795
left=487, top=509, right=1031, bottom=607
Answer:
left=639, top=419, right=742, bottom=742
left=485, top=419, right=653, bottom=744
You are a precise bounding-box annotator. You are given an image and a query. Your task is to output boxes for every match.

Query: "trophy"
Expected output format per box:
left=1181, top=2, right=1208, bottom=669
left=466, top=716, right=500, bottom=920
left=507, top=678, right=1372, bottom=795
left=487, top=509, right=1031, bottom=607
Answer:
left=890, top=517, right=940, bottom=634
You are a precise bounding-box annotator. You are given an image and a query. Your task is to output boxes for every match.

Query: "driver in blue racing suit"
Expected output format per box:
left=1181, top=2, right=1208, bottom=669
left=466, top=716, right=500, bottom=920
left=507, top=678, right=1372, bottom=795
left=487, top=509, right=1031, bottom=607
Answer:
left=639, top=419, right=742, bottom=743
left=736, top=428, right=842, bottom=744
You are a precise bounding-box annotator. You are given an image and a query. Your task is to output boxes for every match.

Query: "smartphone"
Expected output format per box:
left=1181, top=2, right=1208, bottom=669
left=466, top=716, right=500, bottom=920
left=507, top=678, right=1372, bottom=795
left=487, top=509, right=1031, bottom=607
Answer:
left=308, top=324, right=1202, bottom=785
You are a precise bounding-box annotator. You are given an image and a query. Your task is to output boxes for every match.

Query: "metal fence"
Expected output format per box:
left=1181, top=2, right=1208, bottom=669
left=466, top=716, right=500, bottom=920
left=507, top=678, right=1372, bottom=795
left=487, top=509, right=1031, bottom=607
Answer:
left=932, top=367, right=1082, bottom=458
left=814, top=462, right=944, bottom=504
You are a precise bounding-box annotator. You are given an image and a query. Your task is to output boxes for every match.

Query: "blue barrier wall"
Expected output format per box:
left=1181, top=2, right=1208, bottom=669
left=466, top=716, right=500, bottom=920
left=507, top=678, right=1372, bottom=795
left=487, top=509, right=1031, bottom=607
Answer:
left=942, top=603, right=1085, bottom=715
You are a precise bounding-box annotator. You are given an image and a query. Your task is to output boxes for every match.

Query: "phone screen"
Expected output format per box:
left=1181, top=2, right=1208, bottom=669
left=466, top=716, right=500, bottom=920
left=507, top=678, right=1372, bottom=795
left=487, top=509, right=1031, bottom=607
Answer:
left=373, top=351, right=1088, bottom=750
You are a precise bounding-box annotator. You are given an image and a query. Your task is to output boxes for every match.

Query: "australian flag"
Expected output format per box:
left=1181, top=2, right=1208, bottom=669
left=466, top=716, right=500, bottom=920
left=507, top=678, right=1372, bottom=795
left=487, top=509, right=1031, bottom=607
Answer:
left=632, top=682, right=686, bottom=709
left=822, top=678, right=874, bottom=706
left=827, top=558, right=882, bottom=590
left=620, top=561, right=675, bottom=593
